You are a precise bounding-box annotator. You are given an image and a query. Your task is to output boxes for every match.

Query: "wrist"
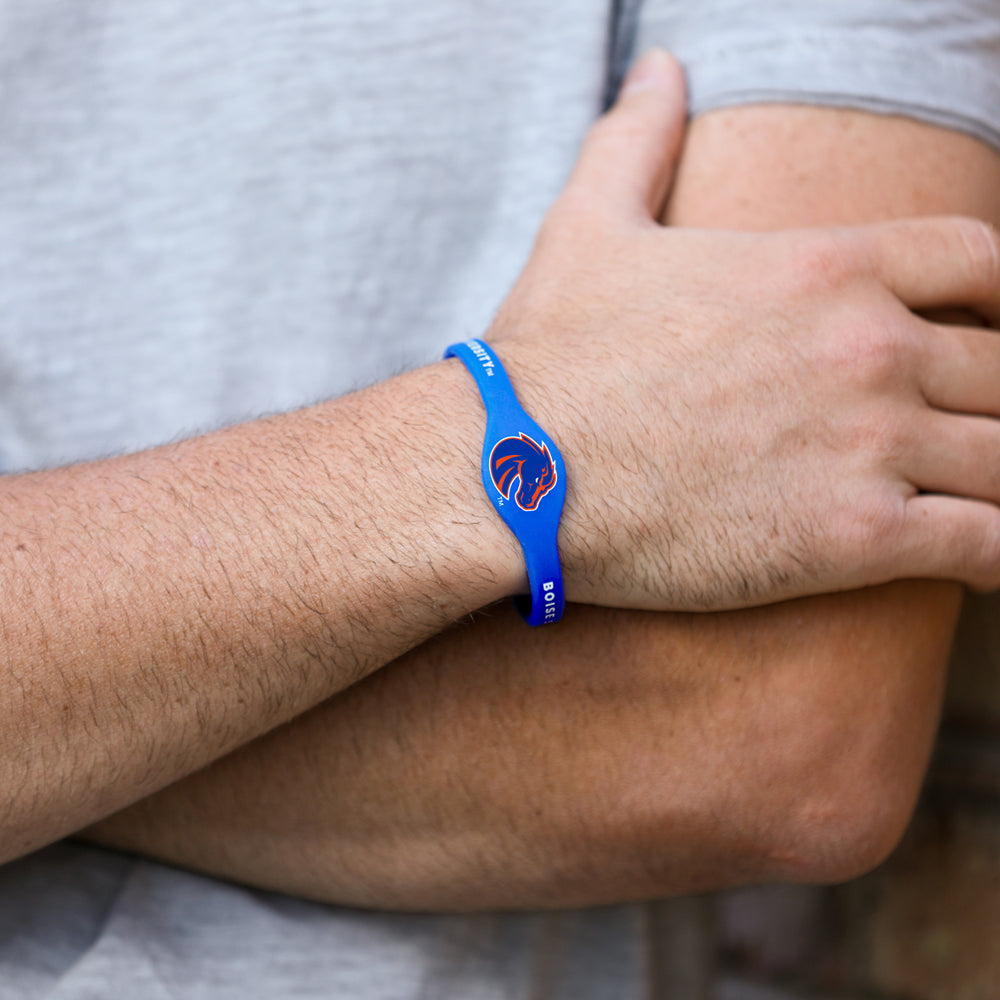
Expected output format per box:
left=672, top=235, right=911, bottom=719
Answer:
left=472, top=337, right=596, bottom=601
left=398, top=359, right=528, bottom=611
left=444, top=339, right=566, bottom=625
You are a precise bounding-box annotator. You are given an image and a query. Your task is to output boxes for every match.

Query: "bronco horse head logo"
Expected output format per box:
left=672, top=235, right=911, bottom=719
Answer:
left=489, top=433, right=558, bottom=511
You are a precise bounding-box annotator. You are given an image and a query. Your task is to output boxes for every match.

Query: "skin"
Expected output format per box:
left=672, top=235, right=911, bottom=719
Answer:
left=0, top=359, right=524, bottom=862
left=83, top=60, right=1000, bottom=911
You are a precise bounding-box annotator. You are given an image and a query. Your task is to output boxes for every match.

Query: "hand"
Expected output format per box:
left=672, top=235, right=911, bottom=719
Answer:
left=486, top=50, right=1000, bottom=611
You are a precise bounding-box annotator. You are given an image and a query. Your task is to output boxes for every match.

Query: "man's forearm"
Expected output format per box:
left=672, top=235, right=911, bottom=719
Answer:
left=85, top=106, right=1000, bottom=909
left=0, top=361, right=521, bottom=862
left=84, top=584, right=958, bottom=910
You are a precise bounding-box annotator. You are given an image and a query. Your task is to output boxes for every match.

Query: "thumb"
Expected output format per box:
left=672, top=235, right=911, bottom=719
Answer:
left=567, top=49, right=688, bottom=220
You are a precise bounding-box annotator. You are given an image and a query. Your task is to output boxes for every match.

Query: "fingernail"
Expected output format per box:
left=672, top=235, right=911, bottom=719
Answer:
left=620, top=48, right=677, bottom=95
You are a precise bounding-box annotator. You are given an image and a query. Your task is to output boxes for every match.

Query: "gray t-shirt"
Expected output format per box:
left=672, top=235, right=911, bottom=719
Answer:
left=1, top=1, right=998, bottom=996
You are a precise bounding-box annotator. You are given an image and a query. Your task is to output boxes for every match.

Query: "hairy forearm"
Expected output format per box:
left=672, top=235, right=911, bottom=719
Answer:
left=85, top=107, right=1000, bottom=909
left=84, top=584, right=957, bottom=910
left=1, top=361, right=520, bottom=862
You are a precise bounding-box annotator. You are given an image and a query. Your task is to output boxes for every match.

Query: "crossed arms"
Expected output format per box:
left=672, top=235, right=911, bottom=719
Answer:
left=6, top=54, right=1000, bottom=908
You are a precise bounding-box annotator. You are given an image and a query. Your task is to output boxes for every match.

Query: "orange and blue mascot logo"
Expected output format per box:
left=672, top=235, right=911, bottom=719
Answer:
left=489, top=433, right=558, bottom=511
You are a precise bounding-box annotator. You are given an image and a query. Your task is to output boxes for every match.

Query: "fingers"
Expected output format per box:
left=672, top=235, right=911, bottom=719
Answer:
left=861, top=217, right=1000, bottom=324
left=896, top=494, right=1000, bottom=591
left=918, top=321, right=1000, bottom=416
left=907, top=410, right=1000, bottom=504
left=891, top=408, right=1000, bottom=589
left=564, top=49, right=688, bottom=221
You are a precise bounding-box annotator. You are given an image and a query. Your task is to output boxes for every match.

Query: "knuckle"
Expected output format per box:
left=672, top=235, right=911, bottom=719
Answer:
left=838, top=490, right=906, bottom=562
left=964, top=516, right=1000, bottom=591
left=922, top=505, right=1000, bottom=592
left=952, top=216, right=1000, bottom=287
left=786, top=231, right=856, bottom=293
left=861, top=410, right=908, bottom=462
left=826, top=317, right=912, bottom=390
left=977, top=445, right=1000, bottom=502
left=983, top=521, right=1000, bottom=585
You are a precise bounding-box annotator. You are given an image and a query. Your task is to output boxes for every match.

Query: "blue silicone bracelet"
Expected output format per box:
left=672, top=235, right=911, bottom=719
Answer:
left=445, top=339, right=566, bottom=626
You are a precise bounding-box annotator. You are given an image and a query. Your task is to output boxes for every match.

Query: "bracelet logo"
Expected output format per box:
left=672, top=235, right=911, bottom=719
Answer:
left=490, top=433, right=558, bottom=511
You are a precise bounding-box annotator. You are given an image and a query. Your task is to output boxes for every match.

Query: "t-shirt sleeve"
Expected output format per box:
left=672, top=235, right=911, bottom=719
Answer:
left=632, top=0, right=1000, bottom=152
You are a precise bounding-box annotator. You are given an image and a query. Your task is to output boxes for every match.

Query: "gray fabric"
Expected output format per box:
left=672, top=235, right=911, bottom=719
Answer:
left=4, top=844, right=648, bottom=1000
left=638, top=0, right=1000, bottom=150
left=1, top=1, right=999, bottom=997
left=0, top=0, right=609, bottom=472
